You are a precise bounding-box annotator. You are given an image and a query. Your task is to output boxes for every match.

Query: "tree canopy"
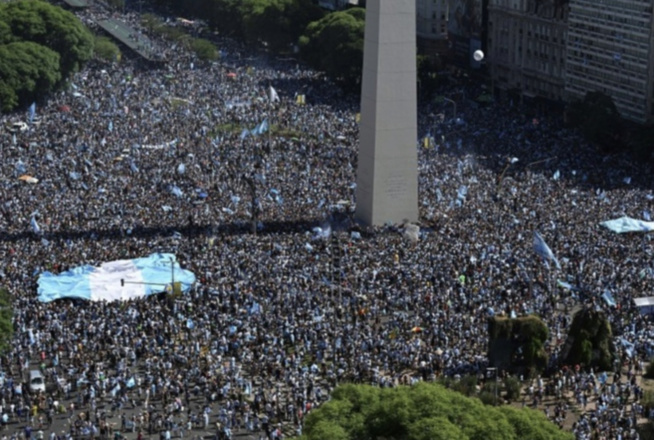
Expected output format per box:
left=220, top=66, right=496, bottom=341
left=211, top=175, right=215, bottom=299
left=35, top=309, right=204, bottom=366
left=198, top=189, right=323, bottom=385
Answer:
left=299, top=8, right=364, bottom=86
left=240, top=0, right=323, bottom=52
left=0, top=41, right=61, bottom=111
left=93, top=36, right=121, bottom=64
left=148, top=0, right=324, bottom=52
left=190, top=38, right=219, bottom=63
left=0, top=0, right=93, bottom=111
left=488, top=315, right=549, bottom=376
left=560, top=308, right=615, bottom=371
left=295, top=382, right=573, bottom=440
left=565, top=91, right=624, bottom=152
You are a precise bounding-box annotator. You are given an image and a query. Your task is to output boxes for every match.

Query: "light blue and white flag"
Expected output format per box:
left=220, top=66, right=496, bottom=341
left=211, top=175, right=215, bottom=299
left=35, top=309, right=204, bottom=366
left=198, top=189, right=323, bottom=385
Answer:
left=240, top=129, right=249, bottom=140
left=169, top=185, right=183, bottom=198
left=533, top=231, right=560, bottom=269
left=248, top=302, right=261, bottom=315
left=30, top=216, right=40, bottom=234
left=601, top=216, right=654, bottom=233
left=108, top=121, right=113, bottom=132
left=28, top=102, right=35, bottom=124
left=620, top=337, right=635, bottom=357
left=251, top=119, right=268, bottom=136
left=37, top=253, right=196, bottom=303
left=602, top=290, right=616, bottom=307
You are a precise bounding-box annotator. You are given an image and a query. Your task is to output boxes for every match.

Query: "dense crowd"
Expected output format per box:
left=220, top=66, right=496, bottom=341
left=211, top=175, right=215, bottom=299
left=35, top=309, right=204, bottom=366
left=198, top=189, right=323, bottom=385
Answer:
left=0, top=5, right=653, bottom=440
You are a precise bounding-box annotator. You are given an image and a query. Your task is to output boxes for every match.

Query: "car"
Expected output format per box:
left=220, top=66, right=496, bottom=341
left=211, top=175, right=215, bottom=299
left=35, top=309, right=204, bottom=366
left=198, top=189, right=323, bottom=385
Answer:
left=7, top=122, right=28, bottom=133
left=28, top=370, right=45, bottom=393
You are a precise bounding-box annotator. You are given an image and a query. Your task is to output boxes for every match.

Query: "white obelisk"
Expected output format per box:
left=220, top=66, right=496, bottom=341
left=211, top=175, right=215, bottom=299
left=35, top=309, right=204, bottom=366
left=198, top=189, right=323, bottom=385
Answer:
left=355, top=0, right=419, bottom=226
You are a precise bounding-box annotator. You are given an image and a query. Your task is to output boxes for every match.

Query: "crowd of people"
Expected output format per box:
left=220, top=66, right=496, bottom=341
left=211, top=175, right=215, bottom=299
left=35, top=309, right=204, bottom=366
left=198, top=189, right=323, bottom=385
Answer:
left=0, top=3, right=653, bottom=440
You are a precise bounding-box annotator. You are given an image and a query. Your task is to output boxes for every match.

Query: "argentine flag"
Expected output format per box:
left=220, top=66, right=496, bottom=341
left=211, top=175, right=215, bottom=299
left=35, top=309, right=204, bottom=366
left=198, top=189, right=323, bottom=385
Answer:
left=533, top=231, right=560, bottom=270
left=30, top=217, right=40, bottom=234
left=37, top=253, right=196, bottom=303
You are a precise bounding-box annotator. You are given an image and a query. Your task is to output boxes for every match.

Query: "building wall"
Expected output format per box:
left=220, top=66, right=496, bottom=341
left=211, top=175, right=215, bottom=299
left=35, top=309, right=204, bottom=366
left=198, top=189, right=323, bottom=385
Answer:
left=565, top=0, right=654, bottom=123
left=487, top=0, right=568, bottom=101
left=417, top=0, right=449, bottom=39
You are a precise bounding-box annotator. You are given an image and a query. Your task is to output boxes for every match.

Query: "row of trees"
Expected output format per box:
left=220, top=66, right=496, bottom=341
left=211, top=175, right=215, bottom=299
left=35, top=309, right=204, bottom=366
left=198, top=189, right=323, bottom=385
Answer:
left=149, top=0, right=325, bottom=52
left=295, top=382, right=573, bottom=440
left=141, top=13, right=218, bottom=62
left=488, top=310, right=616, bottom=377
left=145, top=0, right=439, bottom=90
left=145, top=0, right=367, bottom=84
left=0, top=0, right=94, bottom=112
left=565, top=91, right=654, bottom=162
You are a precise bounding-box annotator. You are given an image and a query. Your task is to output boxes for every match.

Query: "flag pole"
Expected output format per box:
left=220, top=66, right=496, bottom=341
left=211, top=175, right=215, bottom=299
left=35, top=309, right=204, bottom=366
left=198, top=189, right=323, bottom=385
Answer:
left=268, top=83, right=273, bottom=149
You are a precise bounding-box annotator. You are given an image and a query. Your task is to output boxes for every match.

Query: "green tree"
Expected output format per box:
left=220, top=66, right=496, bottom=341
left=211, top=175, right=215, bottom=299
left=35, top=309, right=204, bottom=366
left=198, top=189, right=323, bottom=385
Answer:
left=305, top=420, right=348, bottom=440
left=299, top=8, right=364, bottom=86
left=0, top=41, right=60, bottom=111
left=503, top=376, right=522, bottom=402
left=499, top=405, right=569, bottom=440
left=417, top=54, right=440, bottom=100
left=203, top=0, right=245, bottom=37
left=191, top=38, right=218, bottom=62
left=626, top=122, right=654, bottom=162
left=0, top=0, right=93, bottom=78
left=94, top=36, right=121, bottom=63
left=241, top=0, right=292, bottom=51
left=645, top=359, right=654, bottom=379
left=561, top=308, right=615, bottom=371
left=488, top=315, right=549, bottom=376
left=565, top=91, right=624, bottom=152
left=106, top=0, right=125, bottom=11
left=407, top=417, right=467, bottom=440
left=141, top=13, right=161, bottom=33
left=294, top=382, right=573, bottom=440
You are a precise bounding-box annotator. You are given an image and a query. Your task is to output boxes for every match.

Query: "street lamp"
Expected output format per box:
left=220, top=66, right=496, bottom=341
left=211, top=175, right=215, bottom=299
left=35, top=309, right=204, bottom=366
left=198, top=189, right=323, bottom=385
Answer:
left=486, top=367, right=499, bottom=404
left=120, top=256, right=176, bottom=294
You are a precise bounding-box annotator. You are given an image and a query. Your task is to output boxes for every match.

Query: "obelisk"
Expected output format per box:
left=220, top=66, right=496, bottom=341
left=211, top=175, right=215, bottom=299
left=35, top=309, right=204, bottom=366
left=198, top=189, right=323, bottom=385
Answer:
left=355, top=0, right=419, bottom=226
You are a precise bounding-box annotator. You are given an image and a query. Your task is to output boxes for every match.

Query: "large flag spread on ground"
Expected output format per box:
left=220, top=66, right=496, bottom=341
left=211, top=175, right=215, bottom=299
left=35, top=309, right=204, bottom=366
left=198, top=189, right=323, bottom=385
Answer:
left=37, top=253, right=196, bottom=302
left=600, top=216, right=654, bottom=233
left=533, top=231, right=561, bottom=269
left=269, top=86, right=279, bottom=103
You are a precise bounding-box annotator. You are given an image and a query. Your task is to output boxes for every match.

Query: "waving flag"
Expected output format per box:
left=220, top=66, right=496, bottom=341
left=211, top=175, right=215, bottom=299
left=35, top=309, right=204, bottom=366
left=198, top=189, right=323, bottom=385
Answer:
left=28, top=102, right=36, bottom=124
left=533, top=231, right=560, bottom=269
left=269, top=86, right=279, bottom=103
left=30, top=217, right=40, bottom=234
left=251, top=119, right=269, bottom=136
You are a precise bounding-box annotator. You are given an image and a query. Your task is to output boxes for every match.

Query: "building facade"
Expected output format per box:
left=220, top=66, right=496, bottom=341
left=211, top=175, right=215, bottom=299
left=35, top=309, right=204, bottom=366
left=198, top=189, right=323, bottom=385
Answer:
left=487, top=0, right=568, bottom=101
left=565, top=0, right=654, bottom=123
left=416, top=0, right=450, bottom=55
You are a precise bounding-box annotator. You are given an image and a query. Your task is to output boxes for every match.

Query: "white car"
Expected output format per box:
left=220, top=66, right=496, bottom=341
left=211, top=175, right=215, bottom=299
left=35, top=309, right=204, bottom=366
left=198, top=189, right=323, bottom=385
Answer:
left=29, top=370, right=46, bottom=393
left=7, top=122, right=28, bottom=133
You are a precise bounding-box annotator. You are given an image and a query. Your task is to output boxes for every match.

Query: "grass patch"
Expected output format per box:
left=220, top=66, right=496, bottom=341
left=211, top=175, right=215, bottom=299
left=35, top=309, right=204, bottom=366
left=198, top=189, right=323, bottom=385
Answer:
left=168, top=97, right=193, bottom=110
